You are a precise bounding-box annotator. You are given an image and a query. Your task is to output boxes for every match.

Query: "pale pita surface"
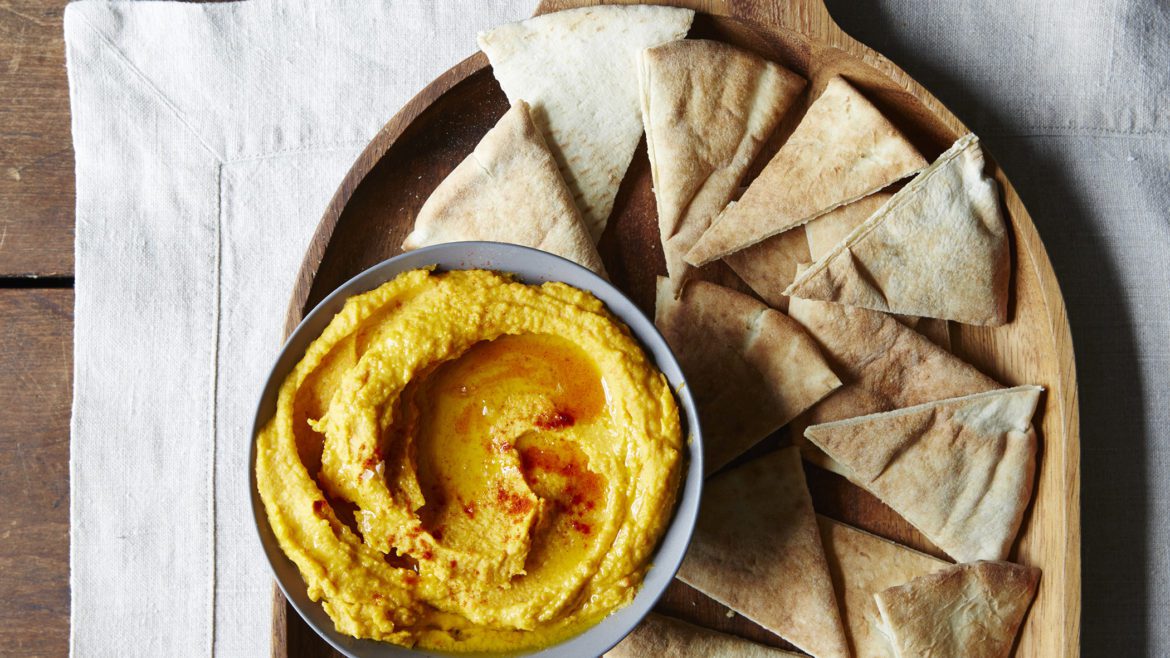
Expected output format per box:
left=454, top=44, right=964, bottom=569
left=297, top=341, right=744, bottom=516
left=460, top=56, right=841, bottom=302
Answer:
left=787, top=295, right=998, bottom=474
left=787, top=134, right=1010, bottom=325
left=654, top=278, right=840, bottom=474
left=639, top=39, right=804, bottom=294
left=686, top=76, right=925, bottom=265
left=677, top=447, right=850, bottom=658
left=605, top=613, right=803, bottom=658
left=875, top=561, right=1040, bottom=658
left=402, top=101, right=605, bottom=274
left=805, top=386, right=1042, bottom=562
left=479, top=6, right=693, bottom=241
left=817, top=516, right=947, bottom=658
left=804, top=191, right=895, bottom=260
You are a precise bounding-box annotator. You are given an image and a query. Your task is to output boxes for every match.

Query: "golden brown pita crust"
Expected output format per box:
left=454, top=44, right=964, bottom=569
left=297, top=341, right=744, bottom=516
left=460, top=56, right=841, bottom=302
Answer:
left=805, top=387, right=1042, bottom=562
left=804, top=192, right=895, bottom=261
left=654, top=278, right=840, bottom=474
left=685, top=76, right=926, bottom=266
left=639, top=39, right=805, bottom=295
left=875, top=561, right=1040, bottom=658
left=605, top=614, right=803, bottom=658
left=787, top=295, right=998, bottom=474
left=817, top=516, right=947, bottom=658
left=723, top=225, right=809, bottom=311
left=478, top=5, right=693, bottom=240
left=787, top=134, right=1010, bottom=326
left=677, top=447, right=850, bottom=658
left=402, top=101, right=605, bottom=274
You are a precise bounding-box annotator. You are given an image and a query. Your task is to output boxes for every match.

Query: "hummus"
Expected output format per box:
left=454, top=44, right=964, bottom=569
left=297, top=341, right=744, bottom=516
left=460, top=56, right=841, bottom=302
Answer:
left=255, top=268, right=683, bottom=652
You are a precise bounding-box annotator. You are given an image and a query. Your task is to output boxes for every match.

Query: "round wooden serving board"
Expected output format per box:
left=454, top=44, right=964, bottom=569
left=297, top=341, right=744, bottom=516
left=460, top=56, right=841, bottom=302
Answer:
left=273, top=1, right=1081, bottom=656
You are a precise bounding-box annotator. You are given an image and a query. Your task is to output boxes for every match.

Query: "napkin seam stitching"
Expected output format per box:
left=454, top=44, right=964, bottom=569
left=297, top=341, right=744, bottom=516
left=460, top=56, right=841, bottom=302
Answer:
left=72, top=10, right=223, bottom=161
left=208, top=161, right=224, bottom=658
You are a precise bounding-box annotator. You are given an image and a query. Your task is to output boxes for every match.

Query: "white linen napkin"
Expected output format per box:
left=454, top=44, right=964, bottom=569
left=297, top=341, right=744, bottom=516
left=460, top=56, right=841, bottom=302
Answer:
left=65, top=1, right=528, bottom=655
left=66, top=0, right=1169, bottom=656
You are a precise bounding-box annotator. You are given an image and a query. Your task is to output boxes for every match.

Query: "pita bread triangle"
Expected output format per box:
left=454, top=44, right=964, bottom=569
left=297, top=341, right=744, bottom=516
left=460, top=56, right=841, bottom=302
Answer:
left=786, top=133, right=1011, bottom=326
left=725, top=191, right=891, bottom=310
left=723, top=224, right=809, bottom=310
left=787, top=294, right=999, bottom=475
left=804, top=191, right=895, bottom=260
left=677, top=447, right=850, bottom=658
left=606, top=613, right=803, bottom=657
left=402, top=101, right=605, bottom=275
left=875, top=561, right=1040, bottom=658
left=817, top=516, right=947, bottom=658
left=478, top=5, right=693, bottom=241
left=804, top=386, right=1042, bottom=562
left=654, top=278, right=840, bottom=474
left=638, top=39, right=805, bottom=294
left=685, top=76, right=926, bottom=266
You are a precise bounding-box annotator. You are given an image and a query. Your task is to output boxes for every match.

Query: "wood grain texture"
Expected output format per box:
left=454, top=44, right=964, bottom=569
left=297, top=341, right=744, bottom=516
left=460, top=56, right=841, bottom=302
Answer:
left=0, top=0, right=74, bottom=277
left=0, top=289, right=72, bottom=656
left=276, top=1, right=1080, bottom=656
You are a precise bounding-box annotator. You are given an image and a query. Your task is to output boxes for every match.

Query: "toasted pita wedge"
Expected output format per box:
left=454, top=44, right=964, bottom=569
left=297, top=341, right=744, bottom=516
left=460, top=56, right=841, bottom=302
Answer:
left=677, top=447, right=850, bottom=658
left=654, top=279, right=840, bottom=474
left=685, top=76, right=925, bottom=265
left=479, top=6, right=693, bottom=240
left=817, top=516, right=947, bottom=658
left=915, top=317, right=952, bottom=351
left=875, top=561, right=1040, bottom=658
left=402, top=101, right=605, bottom=274
left=723, top=226, right=808, bottom=310
left=606, top=614, right=803, bottom=658
left=804, top=191, right=895, bottom=260
left=787, top=295, right=998, bottom=474
left=638, top=39, right=804, bottom=294
left=787, top=134, right=1010, bottom=325
left=805, top=386, right=1042, bottom=562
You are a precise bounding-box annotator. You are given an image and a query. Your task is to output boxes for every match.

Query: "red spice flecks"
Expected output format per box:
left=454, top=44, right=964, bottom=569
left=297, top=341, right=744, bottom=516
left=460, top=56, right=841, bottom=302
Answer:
left=495, top=485, right=534, bottom=516
left=372, top=593, right=384, bottom=603
left=421, top=549, right=434, bottom=561
left=404, top=573, right=418, bottom=587
left=571, top=520, right=592, bottom=535
left=462, top=501, right=477, bottom=519
left=449, top=560, right=458, bottom=569
left=312, top=500, right=328, bottom=517
left=535, top=410, right=575, bottom=430
left=360, top=446, right=384, bottom=472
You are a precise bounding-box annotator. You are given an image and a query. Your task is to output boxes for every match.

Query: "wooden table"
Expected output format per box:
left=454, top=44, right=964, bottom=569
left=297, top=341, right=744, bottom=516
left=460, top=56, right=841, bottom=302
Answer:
left=1, top=0, right=74, bottom=654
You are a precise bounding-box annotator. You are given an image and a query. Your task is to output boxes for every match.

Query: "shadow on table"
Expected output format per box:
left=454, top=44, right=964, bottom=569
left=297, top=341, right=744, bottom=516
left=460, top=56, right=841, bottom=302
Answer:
left=823, top=1, right=1150, bottom=654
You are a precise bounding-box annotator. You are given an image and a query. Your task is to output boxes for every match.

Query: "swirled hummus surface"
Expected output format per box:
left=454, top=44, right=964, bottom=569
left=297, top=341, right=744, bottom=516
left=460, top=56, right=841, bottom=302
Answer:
left=255, top=268, right=683, bottom=652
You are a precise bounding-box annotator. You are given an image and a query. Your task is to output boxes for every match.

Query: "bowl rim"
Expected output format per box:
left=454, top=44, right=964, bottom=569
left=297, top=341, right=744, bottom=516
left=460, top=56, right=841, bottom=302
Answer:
left=248, top=241, right=704, bottom=658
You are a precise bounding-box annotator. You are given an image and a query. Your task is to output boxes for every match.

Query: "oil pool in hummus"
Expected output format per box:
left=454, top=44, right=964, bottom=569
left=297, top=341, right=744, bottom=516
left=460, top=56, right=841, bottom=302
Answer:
left=255, top=268, right=684, bottom=652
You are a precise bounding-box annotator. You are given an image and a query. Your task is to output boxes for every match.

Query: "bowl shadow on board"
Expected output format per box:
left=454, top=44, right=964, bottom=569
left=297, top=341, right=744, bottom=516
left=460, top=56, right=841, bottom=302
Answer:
left=823, top=1, right=1149, bottom=653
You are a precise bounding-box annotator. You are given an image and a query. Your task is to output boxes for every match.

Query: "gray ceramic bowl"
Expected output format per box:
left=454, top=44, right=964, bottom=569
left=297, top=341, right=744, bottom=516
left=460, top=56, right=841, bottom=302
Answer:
left=249, top=242, right=704, bottom=658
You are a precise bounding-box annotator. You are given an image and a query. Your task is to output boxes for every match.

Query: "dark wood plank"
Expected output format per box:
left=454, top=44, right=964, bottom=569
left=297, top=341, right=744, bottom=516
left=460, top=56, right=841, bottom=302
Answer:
left=0, top=0, right=74, bottom=277
left=0, top=288, right=72, bottom=656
